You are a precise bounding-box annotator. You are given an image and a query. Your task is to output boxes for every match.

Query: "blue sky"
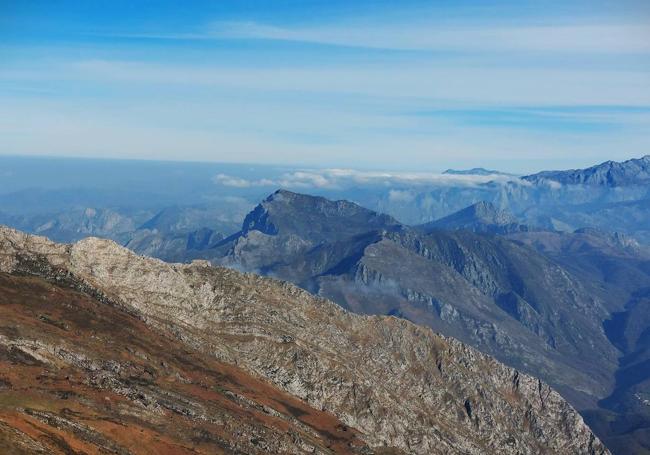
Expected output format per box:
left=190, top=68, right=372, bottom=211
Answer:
left=1, top=0, right=649, bottom=172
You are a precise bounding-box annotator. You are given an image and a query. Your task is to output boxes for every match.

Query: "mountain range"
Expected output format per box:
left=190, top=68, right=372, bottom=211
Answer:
left=523, top=155, right=650, bottom=186
left=370, top=155, right=650, bottom=245
left=164, top=189, right=647, bottom=454
left=1, top=155, right=650, bottom=453
left=2, top=155, right=650, bottom=247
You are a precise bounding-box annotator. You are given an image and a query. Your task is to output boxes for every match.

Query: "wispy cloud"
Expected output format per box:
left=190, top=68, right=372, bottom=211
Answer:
left=2, top=1, right=650, bottom=170
left=111, top=20, right=650, bottom=55
left=27, top=59, right=646, bottom=107
left=207, top=21, right=650, bottom=54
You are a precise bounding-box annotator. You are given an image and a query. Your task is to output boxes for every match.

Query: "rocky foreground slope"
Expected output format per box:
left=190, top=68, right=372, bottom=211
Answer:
left=0, top=226, right=608, bottom=454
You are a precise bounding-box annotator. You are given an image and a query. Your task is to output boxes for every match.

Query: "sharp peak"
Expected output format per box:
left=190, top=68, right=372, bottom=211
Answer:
left=462, top=201, right=501, bottom=213
left=264, top=189, right=358, bottom=207
left=272, top=188, right=297, bottom=196
left=265, top=188, right=311, bottom=201
left=436, top=200, right=517, bottom=224
left=468, top=200, right=497, bottom=209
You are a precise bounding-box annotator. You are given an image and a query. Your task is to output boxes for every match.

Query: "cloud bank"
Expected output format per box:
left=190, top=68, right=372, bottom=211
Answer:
left=212, top=168, right=524, bottom=190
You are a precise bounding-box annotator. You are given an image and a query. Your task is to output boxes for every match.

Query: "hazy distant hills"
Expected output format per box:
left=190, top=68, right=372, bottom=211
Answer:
left=1, top=155, right=649, bottom=246
left=0, top=207, right=148, bottom=244
left=125, top=227, right=225, bottom=262
left=0, top=204, right=245, bottom=256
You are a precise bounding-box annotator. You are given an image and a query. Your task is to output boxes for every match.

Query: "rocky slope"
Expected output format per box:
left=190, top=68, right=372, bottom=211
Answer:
left=0, top=226, right=608, bottom=454
left=0, top=273, right=368, bottom=454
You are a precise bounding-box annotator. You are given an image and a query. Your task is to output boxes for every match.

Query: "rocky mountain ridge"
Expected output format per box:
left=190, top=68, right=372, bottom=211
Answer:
left=0, top=225, right=608, bottom=454
left=523, top=155, right=650, bottom=187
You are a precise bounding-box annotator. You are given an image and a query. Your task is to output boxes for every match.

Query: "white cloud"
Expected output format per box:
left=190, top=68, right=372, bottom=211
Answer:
left=388, top=189, right=415, bottom=203
left=3, top=15, right=650, bottom=170
left=212, top=173, right=252, bottom=188
left=212, top=171, right=338, bottom=189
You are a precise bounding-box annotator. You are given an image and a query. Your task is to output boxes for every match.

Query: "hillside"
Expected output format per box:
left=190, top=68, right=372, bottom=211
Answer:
left=0, top=226, right=607, bottom=454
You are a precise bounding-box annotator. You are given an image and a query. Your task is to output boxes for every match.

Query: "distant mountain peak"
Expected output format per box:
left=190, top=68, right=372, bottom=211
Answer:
left=240, top=190, right=402, bottom=242
left=573, top=227, right=644, bottom=252
left=420, top=201, right=528, bottom=234
left=463, top=201, right=516, bottom=223
left=523, top=155, right=650, bottom=187
left=443, top=167, right=517, bottom=177
left=267, top=188, right=299, bottom=200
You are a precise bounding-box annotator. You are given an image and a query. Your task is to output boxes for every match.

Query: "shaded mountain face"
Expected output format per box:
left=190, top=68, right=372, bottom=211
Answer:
left=201, top=191, right=650, bottom=454
left=210, top=189, right=405, bottom=274
left=419, top=201, right=530, bottom=235
left=523, top=155, right=650, bottom=187
left=0, top=226, right=608, bottom=454
left=506, top=228, right=650, bottom=454
left=240, top=189, right=403, bottom=243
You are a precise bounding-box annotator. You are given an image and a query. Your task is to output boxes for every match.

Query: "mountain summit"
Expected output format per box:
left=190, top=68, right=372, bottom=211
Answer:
left=420, top=201, right=529, bottom=234
left=241, top=189, right=403, bottom=242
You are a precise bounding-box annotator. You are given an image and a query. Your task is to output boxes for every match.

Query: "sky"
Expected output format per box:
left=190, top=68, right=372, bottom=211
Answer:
left=1, top=0, right=649, bottom=173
